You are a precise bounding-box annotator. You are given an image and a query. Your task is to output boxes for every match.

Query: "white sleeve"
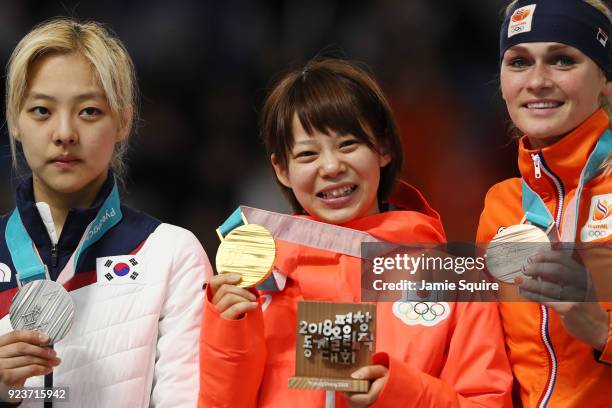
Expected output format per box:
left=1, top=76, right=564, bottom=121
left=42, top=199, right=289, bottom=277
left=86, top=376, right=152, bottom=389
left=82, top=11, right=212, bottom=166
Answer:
left=150, top=227, right=212, bottom=407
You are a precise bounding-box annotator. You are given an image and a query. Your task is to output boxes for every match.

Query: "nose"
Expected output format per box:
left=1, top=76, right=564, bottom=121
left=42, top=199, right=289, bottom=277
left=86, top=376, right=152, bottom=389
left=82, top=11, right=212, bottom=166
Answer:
left=318, top=151, right=346, bottom=178
left=526, top=62, right=553, bottom=91
left=52, top=113, right=78, bottom=146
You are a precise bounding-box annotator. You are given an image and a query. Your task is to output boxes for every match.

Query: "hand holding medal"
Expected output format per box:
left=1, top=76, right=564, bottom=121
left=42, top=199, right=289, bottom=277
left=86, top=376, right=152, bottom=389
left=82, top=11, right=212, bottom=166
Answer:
left=210, top=208, right=276, bottom=319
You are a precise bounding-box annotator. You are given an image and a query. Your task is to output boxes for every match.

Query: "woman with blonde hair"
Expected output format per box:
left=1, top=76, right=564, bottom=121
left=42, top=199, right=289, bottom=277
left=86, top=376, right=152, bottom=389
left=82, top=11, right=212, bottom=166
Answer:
left=477, top=0, right=612, bottom=406
left=0, top=18, right=210, bottom=407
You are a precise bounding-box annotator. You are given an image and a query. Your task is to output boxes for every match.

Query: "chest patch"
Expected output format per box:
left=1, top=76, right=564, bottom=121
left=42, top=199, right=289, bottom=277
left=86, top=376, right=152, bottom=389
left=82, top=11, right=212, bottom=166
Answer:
left=96, top=255, right=146, bottom=284
left=392, top=301, right=451, bottom=327
left=580, top=194, right=612, bottom=242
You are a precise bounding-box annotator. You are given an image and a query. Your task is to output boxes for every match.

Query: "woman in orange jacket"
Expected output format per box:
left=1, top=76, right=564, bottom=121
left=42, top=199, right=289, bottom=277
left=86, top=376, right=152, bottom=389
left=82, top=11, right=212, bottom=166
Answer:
left=199, top=58, right=512, bottom=407
left=477, top=0, right=612, bottom=406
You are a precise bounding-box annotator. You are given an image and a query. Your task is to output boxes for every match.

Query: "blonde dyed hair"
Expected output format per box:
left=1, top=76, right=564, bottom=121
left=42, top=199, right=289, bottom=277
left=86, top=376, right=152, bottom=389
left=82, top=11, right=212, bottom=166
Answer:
left=504, top=0, right=612, bottom=173
left=5, top=18, right=137, bottom=179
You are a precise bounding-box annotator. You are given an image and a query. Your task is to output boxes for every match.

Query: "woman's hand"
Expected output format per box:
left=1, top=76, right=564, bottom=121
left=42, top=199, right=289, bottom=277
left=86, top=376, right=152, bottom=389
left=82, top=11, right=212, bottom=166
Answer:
left=517, top=249, right=609, bottom=350
left=209, top=273, right=259, bottom=320
left=344, top=365, right=388, bottom=408
left=0, top=330, right=60, bottom=393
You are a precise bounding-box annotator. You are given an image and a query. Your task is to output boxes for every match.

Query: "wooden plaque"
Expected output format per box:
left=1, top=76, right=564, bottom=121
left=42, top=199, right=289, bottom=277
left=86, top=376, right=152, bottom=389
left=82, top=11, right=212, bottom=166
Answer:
left=288, top=301, right=376, bottom=392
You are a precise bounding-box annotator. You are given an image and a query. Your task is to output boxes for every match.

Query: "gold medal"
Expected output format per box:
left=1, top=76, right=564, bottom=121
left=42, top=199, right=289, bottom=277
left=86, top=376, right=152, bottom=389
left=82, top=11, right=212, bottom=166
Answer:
left=216, top=223, right=276, bottom=288
left=485, top=223, right=551, bottom=284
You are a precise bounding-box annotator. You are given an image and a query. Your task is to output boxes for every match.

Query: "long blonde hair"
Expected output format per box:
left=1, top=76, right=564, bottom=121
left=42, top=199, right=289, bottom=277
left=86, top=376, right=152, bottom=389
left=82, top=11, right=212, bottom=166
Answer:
left=504, top=0, right=612, bottom=174
left=5, top=18, right=137, bottom=179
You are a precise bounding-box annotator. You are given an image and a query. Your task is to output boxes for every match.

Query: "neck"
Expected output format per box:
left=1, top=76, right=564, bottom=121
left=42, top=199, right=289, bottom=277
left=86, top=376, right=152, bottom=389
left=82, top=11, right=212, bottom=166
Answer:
left=32, top=173, right=108, bottom=237
left=526, top=133, right=567, bottom=149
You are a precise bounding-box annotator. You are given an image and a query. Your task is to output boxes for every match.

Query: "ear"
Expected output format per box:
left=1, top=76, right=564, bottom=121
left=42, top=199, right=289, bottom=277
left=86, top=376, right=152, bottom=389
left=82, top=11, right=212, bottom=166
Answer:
left=271, top=154, right=291, bottom=188
left=116, top=105, right=134, bottom=142
left=11, top=127, right=20, bottom=142
left=602, top=79, right=612, bottom=98
left=379, top=152, right=392, bottom=168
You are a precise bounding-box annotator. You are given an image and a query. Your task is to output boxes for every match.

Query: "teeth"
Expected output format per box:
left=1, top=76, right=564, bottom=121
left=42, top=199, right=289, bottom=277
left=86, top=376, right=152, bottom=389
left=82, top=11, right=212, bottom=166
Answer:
left=321, top=186, right=354, bottom=199
left=527, top=101, right=561, bottom=109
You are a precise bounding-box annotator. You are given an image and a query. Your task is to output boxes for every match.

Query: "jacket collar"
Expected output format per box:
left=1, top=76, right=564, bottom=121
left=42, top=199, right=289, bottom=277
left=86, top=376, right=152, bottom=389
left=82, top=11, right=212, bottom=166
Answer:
left=518, top=108, right=609, bottom=193
left=15, top=171, right=116, bottom=251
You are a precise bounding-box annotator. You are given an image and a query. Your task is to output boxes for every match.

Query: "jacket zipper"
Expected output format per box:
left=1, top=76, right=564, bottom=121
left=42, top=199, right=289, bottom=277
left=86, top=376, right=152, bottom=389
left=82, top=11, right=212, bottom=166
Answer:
left=534, top=151, right=564, bottom=408
left=51, top=244, right=59, bottom=268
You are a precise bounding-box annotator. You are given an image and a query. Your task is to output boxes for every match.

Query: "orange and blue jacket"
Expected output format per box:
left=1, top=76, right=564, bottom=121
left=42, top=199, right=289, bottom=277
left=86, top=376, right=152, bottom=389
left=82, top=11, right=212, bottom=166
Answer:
left=477, top=109, right=612, bottom=407
left=200, top=181, right=512, bottom=407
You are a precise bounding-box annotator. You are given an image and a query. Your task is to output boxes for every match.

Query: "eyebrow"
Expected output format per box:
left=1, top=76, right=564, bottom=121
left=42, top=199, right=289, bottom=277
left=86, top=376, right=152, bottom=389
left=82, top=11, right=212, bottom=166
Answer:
left=508, top=44, right=571, bottom=53
left=25, top=91, right=106, bottom=101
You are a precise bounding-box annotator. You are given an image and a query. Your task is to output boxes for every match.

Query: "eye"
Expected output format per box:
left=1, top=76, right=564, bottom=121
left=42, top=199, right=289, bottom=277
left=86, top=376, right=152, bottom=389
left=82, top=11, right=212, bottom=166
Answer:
left=339, top=139, right=359, bottom=149
left=553, top=55, right=575, bottom=67
left=293, top=150, right=317, bottom=159
left=508, top=58, right=529, bottom=69
left=29, top=106, right=50, bottom=118
left=80, top=107, right=102, bottom=118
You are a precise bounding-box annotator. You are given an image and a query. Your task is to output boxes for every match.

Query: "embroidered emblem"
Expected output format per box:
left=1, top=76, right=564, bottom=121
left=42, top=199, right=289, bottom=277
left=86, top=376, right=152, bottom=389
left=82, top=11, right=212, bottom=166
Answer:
left=581, top=194, right=612, bottom=242
left=392, top=301, right=451, bottom=327
left=96, top=256, right=145, bottom=284
left=508, top=4, right=537, bottom=38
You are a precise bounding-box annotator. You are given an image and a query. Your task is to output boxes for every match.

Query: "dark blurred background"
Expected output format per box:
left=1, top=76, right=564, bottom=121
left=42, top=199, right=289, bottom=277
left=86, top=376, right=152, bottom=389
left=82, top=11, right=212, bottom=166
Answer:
left=0, top=0, right=519, bottom=257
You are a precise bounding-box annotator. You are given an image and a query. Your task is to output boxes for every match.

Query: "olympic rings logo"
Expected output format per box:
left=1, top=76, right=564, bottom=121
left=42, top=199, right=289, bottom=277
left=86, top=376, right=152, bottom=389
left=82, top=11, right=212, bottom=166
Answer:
left=393, top=301, right=451, bottom=326
left=588, top=230, right=608, bottom=238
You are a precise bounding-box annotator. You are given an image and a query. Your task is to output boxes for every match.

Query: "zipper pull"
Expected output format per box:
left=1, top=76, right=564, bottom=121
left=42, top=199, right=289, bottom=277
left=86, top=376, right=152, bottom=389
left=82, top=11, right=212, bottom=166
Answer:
left=531, top=153, right=542, bottom=179
left=51, top=244, right=59, bottom=268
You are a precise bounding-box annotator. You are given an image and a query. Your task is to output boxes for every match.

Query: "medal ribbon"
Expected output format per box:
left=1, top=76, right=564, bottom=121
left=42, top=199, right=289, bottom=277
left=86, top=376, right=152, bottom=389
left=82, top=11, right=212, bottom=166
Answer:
left=218, top=206, right=386, bottom=291
left=521, top=129, right=612, bottom=239
left=5, top=180, right=123, bottom=285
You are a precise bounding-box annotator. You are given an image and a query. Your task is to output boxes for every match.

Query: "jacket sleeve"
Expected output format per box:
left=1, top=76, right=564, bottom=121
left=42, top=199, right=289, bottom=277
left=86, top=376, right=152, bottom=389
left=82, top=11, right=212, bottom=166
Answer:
left=370, top=302, right=513, bottom=408
left=151, top=228, right=211, bottom=407
left=198, top=287, right=267, bottom=408
left=595, top=309, right=612, bottom=364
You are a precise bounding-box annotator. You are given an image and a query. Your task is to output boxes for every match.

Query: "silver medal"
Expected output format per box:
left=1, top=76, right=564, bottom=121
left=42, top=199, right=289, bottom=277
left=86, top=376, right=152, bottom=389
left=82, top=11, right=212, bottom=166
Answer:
left=10, top=280, right=75, bottom=344
left=485, top=224, right=551, bottom=284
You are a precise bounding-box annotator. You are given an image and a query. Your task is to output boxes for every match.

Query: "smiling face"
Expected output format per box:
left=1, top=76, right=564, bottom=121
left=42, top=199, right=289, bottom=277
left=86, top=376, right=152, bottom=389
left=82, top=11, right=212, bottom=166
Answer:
left=13, top=52, right=128, bottom=205
left=272, top=114, right=391, bottom=224
left=501, top=42, right=612, bottom=148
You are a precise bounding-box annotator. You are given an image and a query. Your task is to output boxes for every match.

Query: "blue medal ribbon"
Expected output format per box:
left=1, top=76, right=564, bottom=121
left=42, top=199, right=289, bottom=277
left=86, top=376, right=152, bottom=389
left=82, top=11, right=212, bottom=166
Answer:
left=522, top=129, right=612, bottom=238
left=5, top=180, right=123, bottom=285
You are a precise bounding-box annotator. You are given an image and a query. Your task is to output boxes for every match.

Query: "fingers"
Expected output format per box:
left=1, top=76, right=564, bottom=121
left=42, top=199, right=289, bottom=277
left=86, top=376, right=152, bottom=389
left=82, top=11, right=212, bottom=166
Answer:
left=351, top=365, right=387, bottom=380
left=209, top=274, right=260, bottom=320
left=0, top=365, right=54, bottom=387
left=524, top=250, right=587, bottom=289
left=209, top=273, right=243, bottom=296
left=0, top=355, right=61, bottom=370
left=212, top=280, right=256, bottom=306
left=220, top=301, right=259, bottom=320
left=0, top=331, right=49, bottom=348
left=344, top=365, right=388, bottom=408
left=0, top=342, right=56, bottom=360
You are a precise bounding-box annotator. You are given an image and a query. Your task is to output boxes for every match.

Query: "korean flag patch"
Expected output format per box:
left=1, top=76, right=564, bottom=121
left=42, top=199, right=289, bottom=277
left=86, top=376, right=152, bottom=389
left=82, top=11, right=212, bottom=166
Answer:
left=96, top=255, right=145, bottom=284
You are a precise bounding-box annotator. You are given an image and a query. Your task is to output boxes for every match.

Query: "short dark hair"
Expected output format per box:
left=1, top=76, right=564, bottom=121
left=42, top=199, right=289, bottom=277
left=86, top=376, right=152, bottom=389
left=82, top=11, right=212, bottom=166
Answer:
left=260, top=58, right=403, bottom=214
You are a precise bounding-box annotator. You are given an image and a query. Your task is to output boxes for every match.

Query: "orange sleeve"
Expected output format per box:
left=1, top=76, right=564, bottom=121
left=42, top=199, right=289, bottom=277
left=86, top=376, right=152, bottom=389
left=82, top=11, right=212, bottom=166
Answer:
left=370, top=302, right=513, bottom=408
left=596, top=309, right=612, bottom=364
left=198, top=287, right=266, bottom=408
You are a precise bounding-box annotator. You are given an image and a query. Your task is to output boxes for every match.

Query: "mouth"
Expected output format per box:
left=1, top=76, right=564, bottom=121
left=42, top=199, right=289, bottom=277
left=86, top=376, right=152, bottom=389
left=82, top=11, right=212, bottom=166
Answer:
left=316, top=184, right=358, bottom=200
left=523, top=100, right=564, bottom=110
left=50, top=155, right=81, bottom=166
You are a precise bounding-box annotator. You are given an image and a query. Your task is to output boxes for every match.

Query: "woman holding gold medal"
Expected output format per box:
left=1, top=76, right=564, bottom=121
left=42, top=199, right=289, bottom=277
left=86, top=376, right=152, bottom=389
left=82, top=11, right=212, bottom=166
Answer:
left=0, top=19, right=211, bottom=406
left=477, top=0, right=612, bottom=406
left=199, top=59, right=513, bottom=407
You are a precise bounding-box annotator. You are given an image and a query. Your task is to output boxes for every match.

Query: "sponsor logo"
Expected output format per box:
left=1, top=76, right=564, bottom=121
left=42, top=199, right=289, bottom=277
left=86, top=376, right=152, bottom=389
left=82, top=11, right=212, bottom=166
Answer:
left=597, top=28, right=609, bottom=47
left=508, top=5, right=537, bottom=38
left=581, top=194, right=612, bottom=242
